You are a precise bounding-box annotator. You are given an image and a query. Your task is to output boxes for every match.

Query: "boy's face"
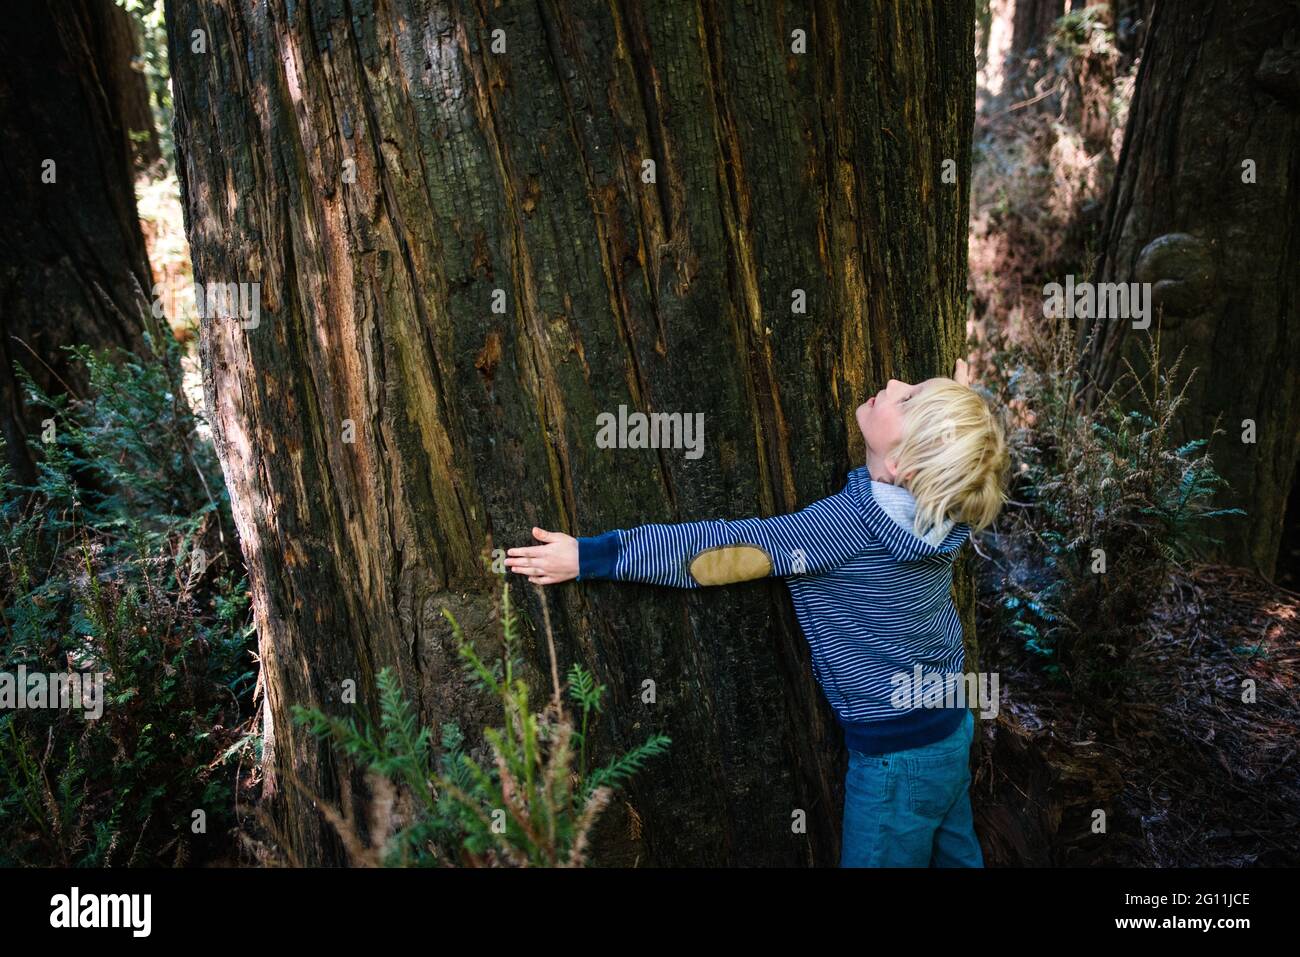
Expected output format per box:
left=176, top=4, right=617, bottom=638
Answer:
left=855, top=377, right=946, bottom=477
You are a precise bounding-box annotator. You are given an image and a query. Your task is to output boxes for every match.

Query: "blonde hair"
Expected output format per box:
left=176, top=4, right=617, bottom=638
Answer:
left=892, top=379, right=1009, bottom=541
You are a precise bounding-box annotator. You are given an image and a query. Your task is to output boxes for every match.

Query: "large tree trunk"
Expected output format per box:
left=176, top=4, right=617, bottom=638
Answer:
left=167, top=0, right=975, bottom=866
left=1083, top=0, right=1300, bottom=578
left=0, top=0, right=156, bottom=483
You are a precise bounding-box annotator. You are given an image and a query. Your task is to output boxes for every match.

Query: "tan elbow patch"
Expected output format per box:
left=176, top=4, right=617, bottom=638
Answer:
left=688, top=545, right=773, bottom=585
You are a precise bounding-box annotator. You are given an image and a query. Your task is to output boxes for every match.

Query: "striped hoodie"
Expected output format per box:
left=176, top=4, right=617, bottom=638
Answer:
left=576, top=465, right=970, bottom=755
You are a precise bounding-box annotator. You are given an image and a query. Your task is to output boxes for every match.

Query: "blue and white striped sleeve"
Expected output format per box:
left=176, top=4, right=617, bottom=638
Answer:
left=575, top=490, right=871, bottom=588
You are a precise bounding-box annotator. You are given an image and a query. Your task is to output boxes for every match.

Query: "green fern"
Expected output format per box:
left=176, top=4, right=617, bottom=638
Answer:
left=583, top=734, right=673, bottom=797
left=1, top=337, right=253, bottom=866
left=293, top=579, right=670, bottom=867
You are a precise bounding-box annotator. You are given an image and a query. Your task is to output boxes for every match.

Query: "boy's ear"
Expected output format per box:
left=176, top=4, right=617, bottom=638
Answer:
left=882, top=457, right=918, bottom=486
left=953, top=358, right=970, bottom=386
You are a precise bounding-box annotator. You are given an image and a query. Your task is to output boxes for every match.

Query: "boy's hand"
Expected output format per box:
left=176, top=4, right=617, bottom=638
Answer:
left=504, top=527, right=579, bottom=585
left=953, top=358, right=970, bottom=387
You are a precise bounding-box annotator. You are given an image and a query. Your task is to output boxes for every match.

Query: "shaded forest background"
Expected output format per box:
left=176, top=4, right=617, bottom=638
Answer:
left=1, top=0, right=1297, bottom=867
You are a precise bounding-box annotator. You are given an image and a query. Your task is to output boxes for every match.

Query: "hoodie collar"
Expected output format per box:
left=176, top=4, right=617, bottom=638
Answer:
left=847, top=466, right=969, bottom=562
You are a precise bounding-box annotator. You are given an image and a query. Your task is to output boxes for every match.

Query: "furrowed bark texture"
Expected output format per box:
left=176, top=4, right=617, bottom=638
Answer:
left=0, top=0, right=154, bottom=482
left=1084, top=0, right=1300, bottom=578
left=167, top=0, right=975, bottom=866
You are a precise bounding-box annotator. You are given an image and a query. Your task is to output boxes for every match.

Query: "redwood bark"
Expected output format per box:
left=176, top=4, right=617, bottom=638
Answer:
left=167, top=0, right=976, bottom=865
left=0, top=0, right=156, bottom=483
left=1083, top=0, right=1300, bottom=577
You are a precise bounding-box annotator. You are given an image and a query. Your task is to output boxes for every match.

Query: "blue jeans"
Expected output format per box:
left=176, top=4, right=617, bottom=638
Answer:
left=840, top=709, right=983, bottom=867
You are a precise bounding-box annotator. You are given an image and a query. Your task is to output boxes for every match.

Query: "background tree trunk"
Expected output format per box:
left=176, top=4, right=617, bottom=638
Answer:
left=1010, top=0, right=1063, bottom=58
left=1001, top=0, right=1063, bottom=102
left=167, top=0, right=975, bottom=866
left=1083, top=0, right=1300, bottom=578
left=104, top=0, right=164, bottom=171
left=1112, top=0, right=1152, bottom=72
left=0, top=0, right=156, bottom=483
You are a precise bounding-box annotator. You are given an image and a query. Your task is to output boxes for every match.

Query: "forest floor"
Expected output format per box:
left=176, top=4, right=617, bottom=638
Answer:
left=974, top=563, right=1300, bottom=866
left=966, top=8, right=1299, bottom=869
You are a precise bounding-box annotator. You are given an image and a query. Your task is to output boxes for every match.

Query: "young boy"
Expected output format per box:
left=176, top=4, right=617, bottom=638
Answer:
left=505, top=360, right=1009, bottom=866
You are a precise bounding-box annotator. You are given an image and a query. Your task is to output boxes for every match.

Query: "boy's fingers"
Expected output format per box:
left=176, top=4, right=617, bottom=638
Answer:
left=511, top=559, right=557, bottom=574
left=506, top=545, right=545, bottom=557
left=532, top=526, right=553, bottom=542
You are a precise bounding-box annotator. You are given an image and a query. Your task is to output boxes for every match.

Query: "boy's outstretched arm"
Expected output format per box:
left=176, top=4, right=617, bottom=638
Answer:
left=505, top=487, right=872, bottom=588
